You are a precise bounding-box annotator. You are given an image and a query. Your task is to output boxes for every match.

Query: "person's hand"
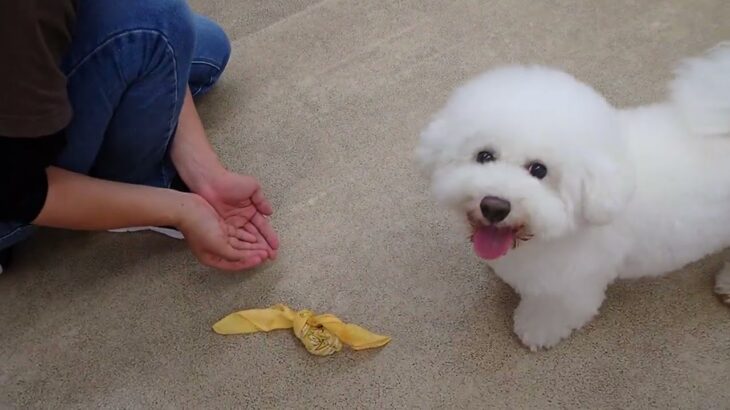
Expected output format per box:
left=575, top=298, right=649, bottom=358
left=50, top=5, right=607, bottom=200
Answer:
left=196, top=171, right=279, bottom=261
left=177, top=193, right=272, bottom=271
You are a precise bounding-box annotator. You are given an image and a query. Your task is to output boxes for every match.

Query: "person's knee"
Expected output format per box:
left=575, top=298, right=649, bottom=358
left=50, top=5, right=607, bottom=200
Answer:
left=120, top=0, right=196, bottom=68
left=202, top=18, right=231, bottom=74
left=153, top=0, right=196, bottom=65
left=189, top=14, right=231, bottom=96
left=65, top=0, right=197, bottom=73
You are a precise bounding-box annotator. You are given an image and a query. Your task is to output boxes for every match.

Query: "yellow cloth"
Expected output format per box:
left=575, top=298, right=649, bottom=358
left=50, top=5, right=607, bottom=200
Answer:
left=212, top=304, right=391, bottom=356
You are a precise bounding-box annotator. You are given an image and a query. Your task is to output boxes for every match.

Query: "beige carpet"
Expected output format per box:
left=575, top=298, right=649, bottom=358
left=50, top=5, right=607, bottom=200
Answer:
left=2, top=1, right=730, bottom=408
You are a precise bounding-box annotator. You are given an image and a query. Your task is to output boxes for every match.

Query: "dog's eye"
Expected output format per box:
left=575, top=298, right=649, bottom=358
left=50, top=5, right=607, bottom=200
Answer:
left=527, top=161, right=548, bottom=179
left=476, top=150, right=496, bottom=164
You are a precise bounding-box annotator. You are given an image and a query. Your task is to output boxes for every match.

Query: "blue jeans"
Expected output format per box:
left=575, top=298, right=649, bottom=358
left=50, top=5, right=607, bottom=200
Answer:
left=0, top=0, right=231, bottom=250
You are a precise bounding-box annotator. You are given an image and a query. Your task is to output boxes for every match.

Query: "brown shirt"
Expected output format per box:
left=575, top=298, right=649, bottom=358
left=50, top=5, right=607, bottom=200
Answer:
left=0, top=0, right=77, bottom=137
left=0, top=0, right=78, bottom=224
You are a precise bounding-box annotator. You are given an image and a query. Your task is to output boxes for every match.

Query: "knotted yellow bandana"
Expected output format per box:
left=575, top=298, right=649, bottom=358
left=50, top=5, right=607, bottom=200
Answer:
left=212, top=304, right=391, bottom=356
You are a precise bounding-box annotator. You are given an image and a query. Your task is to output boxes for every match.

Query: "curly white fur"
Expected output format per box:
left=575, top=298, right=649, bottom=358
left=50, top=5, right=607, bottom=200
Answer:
left=418, top=42, right=730, bottom=351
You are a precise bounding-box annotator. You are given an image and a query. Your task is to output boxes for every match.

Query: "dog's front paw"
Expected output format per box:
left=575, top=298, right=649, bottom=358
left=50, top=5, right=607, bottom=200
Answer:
left=513, top=304, right=572, bottom=351
left=513, top=296, right=594, bottom=351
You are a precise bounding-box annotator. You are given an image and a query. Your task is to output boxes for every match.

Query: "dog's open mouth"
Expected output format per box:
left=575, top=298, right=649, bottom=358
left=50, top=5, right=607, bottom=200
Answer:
left=468, top=217, right=532, bottom=260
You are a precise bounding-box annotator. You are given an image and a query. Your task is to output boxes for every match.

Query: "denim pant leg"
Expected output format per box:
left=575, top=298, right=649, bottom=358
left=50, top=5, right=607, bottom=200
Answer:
left=0, top=0, right=231, bottom=251
left=190, top=14, right=232, bottom=98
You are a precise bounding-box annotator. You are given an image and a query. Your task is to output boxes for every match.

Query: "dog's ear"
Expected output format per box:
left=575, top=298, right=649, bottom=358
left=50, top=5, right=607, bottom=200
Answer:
left=415, top=116, right=447, bottom=176
left=581, top=151, right=635, bottom=225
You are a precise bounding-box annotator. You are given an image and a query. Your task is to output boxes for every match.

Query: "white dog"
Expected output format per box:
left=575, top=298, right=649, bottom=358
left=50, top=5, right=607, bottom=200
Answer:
left=417, top=42, right=730, bottom=351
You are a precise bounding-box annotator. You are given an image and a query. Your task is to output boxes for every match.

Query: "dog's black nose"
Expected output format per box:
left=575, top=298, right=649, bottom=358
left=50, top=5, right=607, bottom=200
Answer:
left=480, top=196, right=511, bottom=223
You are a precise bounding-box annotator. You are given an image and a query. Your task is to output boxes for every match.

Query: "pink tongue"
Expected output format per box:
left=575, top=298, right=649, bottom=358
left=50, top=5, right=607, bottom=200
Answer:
left=473, top=226, right=515, bottom=260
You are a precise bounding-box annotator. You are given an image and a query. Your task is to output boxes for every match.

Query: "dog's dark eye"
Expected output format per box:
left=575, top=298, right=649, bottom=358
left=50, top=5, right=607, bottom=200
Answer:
left=527, top=161, right=548, bottom=179
left=476, top=150, right=496, bottom=164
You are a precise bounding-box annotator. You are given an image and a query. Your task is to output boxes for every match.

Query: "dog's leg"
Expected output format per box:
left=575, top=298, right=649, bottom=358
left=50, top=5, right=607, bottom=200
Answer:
left=513, top=281, right=607, bottom=351
left=714, top=262, right=730, bottom=305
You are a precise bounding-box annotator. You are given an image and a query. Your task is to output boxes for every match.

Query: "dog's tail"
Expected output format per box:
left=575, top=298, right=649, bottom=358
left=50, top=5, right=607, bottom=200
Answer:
left=669, top=42, right=730, bottom=138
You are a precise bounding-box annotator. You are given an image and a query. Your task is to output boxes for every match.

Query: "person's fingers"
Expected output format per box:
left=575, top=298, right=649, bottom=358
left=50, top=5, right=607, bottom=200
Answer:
left=220, top=247, right=268, bottom=269
left=251, top=212, right=279, bottom=250
left=237, top=229, right=257, bottom=242
left=204, top=235, right=267, bottom=258
left=216, top=244, right=261, bottom=262
left=228, top=237, right=270, bottom=251
left=222, top=222, right=257, bottom=243
left=244, top=221, right=265, bottom=240
left=225, top=215, right=250, bottom=229
left=227, top=224, right=257, bottom=242
left=242, top=222, right=276, bottom=259
left=224, top=257, right=264, bottom=270
left=204, top=253, right=263, bottom=271
left=252, top=188, right=273, bottom=216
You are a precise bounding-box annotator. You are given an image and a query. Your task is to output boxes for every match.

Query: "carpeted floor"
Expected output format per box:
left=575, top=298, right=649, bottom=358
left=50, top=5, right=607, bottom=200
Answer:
left=2, top=1, right=730, bottom=408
